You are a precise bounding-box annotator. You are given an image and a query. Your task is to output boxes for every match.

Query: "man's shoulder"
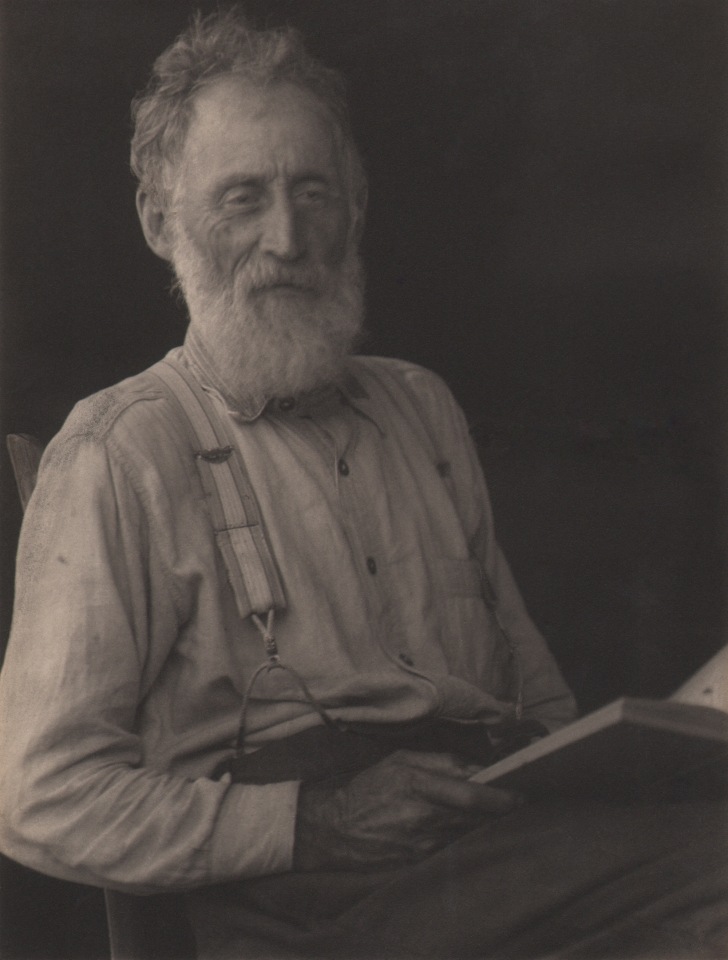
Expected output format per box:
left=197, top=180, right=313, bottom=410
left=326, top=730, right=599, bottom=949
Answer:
left=348, top=355, right=454, bottom=401
left=348, top=356, right=469, bottom=454
left=52, top=356, right=181, bottom=454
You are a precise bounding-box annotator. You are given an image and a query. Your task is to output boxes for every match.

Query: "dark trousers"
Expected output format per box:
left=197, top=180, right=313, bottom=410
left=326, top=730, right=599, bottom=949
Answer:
left=185, top=798, right=728, bottom=959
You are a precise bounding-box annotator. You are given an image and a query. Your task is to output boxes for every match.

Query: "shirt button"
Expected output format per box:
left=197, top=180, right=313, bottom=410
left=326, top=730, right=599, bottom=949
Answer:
left=399, top=652, right=414, bottom=667
left=366, top=556, right=377, bottom=575
left=337, top=458, right=350, bottom=476
left=279, top=397, right=295, bottom=412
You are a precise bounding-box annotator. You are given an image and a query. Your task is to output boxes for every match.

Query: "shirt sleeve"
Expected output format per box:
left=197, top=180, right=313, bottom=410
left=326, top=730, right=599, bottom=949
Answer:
left=403, top=366, right=577, bottom=730
left=0, top=427, right=299, bottom=894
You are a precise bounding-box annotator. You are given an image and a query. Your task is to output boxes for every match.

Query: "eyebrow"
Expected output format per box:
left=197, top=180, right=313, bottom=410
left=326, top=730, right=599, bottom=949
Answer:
left=290, top=170, right=334, bottom=185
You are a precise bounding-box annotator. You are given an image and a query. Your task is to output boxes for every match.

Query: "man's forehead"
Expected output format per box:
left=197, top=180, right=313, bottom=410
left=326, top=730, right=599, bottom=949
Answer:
left=191, top=76, right=324, bottom=120
left=180, top=77, right=341, bottom=174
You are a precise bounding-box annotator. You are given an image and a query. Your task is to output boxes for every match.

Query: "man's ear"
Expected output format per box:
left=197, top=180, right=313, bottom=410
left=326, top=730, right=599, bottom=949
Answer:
left=136, top=188, right=175, bottom=261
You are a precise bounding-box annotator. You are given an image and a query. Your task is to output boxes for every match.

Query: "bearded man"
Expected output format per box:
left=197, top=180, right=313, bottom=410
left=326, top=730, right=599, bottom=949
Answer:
left=1, top=9, right=725, bottom=960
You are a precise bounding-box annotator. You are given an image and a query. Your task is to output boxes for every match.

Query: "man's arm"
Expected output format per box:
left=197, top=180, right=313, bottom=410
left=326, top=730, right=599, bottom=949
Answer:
left=0, top=429, right=298, bottom=893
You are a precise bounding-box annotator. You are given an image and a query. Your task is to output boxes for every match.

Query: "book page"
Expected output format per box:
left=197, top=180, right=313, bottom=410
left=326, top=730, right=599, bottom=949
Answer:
left=670, top=645, right=728, bottom=710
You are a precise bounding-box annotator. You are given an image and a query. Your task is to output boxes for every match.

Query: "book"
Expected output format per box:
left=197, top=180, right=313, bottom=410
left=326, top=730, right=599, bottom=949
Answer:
left=471, top=647, right=728, bottom=799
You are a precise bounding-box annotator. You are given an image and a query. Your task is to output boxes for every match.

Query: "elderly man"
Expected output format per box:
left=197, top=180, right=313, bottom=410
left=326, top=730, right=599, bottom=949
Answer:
left=1, top=9, right=725, bottom=959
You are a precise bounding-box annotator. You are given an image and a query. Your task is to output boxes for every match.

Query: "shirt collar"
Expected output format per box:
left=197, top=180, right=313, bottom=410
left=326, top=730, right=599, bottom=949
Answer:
left=174, top=333, right=378, bottom=428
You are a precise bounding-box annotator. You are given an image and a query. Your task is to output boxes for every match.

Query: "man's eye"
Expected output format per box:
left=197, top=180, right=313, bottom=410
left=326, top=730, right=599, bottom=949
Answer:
left=223, top=190, right=259, bottom=208
left=295, top=185, right=327, bottom=204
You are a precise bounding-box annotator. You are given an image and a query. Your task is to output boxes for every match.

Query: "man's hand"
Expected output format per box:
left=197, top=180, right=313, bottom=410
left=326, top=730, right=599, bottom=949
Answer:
left=293, top=749, right=521, bottom=871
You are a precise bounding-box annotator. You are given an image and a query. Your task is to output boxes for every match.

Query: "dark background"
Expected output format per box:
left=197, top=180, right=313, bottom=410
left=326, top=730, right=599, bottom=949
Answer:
left=0, top=1, right=725, bottom=956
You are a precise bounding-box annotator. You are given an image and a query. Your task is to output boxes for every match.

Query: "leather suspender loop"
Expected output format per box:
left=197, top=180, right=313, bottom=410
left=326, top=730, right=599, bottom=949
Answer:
left=150, top=357, right=287, bottom=619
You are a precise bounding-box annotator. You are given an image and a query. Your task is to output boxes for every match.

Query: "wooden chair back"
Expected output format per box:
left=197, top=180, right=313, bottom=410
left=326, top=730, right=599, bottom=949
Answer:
left=6, top=434, right=44, bottom=511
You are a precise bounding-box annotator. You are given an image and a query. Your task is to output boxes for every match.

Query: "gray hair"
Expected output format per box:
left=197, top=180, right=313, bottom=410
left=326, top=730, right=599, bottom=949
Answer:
left=130, top=7, right=366, bottom=211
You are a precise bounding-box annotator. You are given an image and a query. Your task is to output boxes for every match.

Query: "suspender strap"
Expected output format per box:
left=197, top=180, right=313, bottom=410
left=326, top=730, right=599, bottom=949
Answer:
left=150, top=357, right=286, bottom=619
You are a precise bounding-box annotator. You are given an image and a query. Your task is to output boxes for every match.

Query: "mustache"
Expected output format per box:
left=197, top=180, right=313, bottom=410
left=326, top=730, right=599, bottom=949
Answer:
left=238, top=258, right=329, bottom=295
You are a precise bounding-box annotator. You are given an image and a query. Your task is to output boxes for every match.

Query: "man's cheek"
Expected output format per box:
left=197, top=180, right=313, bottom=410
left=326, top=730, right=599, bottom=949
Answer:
left=310, top=208, right=351, bottom=267
left=210, top=220, right=255, bottom=278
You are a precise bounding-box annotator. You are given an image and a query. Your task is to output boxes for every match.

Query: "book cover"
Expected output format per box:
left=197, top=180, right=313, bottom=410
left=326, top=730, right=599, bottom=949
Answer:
left=471, top=694, right=728, bottom=799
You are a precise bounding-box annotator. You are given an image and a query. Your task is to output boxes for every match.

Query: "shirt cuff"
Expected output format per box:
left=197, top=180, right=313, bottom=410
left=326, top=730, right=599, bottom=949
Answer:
left=208, top=780, right=301, bottom=880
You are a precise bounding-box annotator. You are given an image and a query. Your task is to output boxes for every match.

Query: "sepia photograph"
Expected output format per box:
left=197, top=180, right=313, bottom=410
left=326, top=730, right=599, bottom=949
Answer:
left=0, top=1, right=726, bottom=957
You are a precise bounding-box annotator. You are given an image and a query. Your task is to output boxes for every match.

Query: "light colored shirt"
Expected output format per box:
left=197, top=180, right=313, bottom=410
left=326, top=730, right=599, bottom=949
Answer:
left=0, top=346, right=575, bottom=894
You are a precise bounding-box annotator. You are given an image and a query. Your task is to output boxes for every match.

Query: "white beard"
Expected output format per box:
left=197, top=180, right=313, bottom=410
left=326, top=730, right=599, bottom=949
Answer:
left=170, top=226, right=365, bottom=407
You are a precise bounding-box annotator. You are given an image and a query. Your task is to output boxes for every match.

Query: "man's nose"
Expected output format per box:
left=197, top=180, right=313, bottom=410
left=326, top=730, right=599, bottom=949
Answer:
left=260, top=195, right=302, bottom=261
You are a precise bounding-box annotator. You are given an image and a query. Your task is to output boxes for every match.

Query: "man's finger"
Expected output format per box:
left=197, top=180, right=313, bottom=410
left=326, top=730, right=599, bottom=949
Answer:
left=409, top=766, right=521, bottom=815
left=387, top=749, right=482, bottom=779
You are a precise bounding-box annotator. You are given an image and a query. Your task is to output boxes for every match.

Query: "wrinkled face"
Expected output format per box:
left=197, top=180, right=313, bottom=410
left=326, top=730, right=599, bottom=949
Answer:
left=167, top=77, right=354, bottom=296
left=159, top=78, right=365, bottom=402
